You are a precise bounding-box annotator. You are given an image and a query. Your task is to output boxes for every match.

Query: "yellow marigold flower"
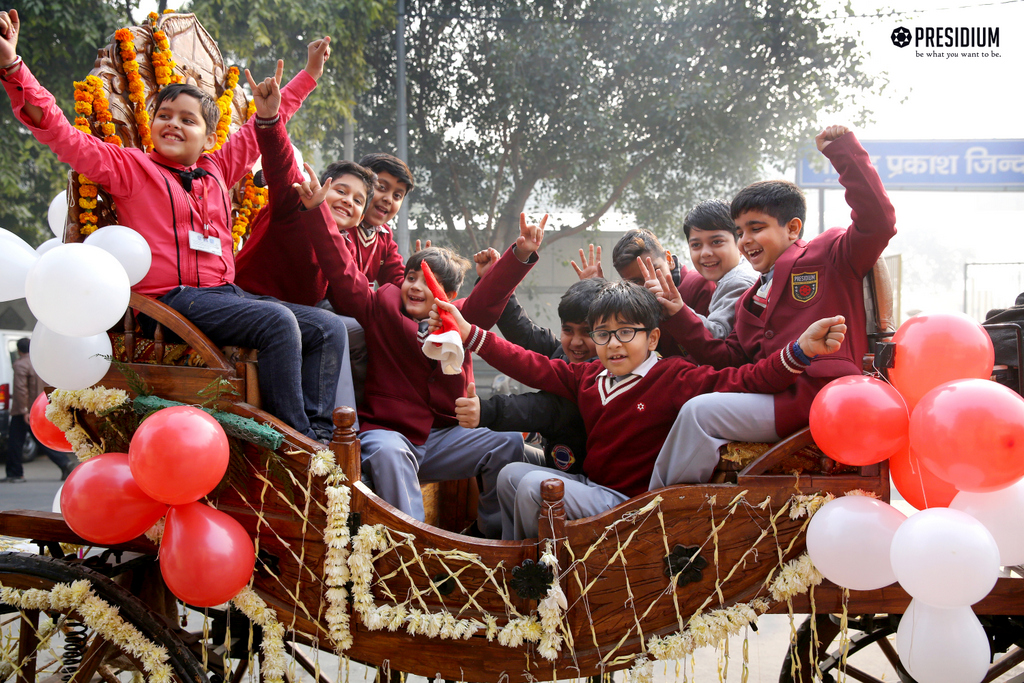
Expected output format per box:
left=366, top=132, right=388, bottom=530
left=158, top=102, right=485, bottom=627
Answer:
left=101, top=122, right=115, bottom=135
left=129, top=92, right=145, bottom=105
left=137, top=110, right=150, bottom=124
left=79, top=174, right=93, bottom=184
left=163, top=8, right=174, bottom=13
left=85, top=75, right=102, bottom=87
left=79, top=198, right=98, bottom=210
left=123, top=60, right=140, bottom=73
left=75, top=102, right=93, bottom=115
left=155, top=66, right=171, bottom=79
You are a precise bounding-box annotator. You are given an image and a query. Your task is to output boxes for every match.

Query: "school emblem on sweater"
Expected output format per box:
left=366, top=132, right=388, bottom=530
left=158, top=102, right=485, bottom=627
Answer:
left=791, top=271, right=819, bottom=303
left=552, top=445, right=575, bottom=471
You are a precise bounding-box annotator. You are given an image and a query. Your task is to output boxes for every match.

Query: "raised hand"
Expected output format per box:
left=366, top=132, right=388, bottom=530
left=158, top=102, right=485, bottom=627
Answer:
left=473, top=248, right=500, bottom=279
left=816, top=125, right=850, bottom=152
left=513, top=212, right=547, bottom=261
left=798, top=315, right=847, bottom=358
left=304, top=36, right=331, bottom=81
left=429, top=300, right=472, bottom=341
left=292, top=163, right=330, bottom=210
left=245, top=59, right=284, bottom=119
left=415, top=238, right=432, bottom=252
left=455, top=382, right=481, bottom=429
left=651, top=259, right=683, bottom=316
left=0, top=9, right=20, bottom=67
left=635, top=256, right=666, bottom=298
left=571, top=244, right=603, bottom=279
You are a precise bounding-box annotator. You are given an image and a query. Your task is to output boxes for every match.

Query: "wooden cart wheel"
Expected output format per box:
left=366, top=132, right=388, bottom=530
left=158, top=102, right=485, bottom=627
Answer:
left=779, top=614, right=911, bottom=683
left=780, top=613, right=1024, bottom=683
left=0, top=551, right=209, bottom=683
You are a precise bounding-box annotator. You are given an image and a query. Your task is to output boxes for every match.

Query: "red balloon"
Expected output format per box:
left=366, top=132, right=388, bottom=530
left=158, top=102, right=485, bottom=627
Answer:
left=890, top=445, right=958, bottom=510
left=910, top=379, right=1024, bottom=492
left=29, top=392, right=72, bottom=451
left=160, top=502, right=255, bottom=607
left=128, top=406, right=229, bottom=505
left=60, top=452, right=168, bottom=544
left=889, top=312, right=994, bottom=412
left=810, top=375, right=909, bottom=466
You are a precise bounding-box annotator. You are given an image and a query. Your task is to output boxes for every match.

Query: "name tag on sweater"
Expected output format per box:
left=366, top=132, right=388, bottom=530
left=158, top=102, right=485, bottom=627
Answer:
left=189, top=231, right=223, bottom=255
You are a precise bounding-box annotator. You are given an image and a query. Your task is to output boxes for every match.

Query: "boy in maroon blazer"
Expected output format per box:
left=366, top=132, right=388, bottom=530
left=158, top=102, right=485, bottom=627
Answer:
left=432, top=280, right=847, bottom=539
left=289, top=163, right=547, bottom=536
left=648, top=125, right=897, bottom=489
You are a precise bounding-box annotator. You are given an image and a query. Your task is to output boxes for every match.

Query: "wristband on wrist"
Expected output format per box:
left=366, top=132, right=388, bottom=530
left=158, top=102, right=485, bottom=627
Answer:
left=791, top=341, right=814, bottom=365
left=779, top=341, right=811, bottom=375
left=0, top=55, right=22, bottom=78
left=254, top=114, right=280, bottom=128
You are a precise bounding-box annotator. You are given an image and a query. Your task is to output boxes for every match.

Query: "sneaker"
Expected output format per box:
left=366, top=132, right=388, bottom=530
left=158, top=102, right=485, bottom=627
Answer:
left=1, top=476, right=27, bottom=483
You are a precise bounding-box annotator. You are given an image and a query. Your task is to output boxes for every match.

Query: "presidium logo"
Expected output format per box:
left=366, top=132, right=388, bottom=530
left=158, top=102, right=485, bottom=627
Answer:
left=891, top=25, right=1002, bottom=58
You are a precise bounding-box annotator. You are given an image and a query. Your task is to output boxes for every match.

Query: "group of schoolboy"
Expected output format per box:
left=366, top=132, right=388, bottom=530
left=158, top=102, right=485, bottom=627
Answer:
left=1, top=10, right=896, bottom=541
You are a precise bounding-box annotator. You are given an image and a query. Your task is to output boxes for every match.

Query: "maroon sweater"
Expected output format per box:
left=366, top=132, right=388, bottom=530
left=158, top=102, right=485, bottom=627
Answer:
left=300, top=198, right=536, bottom=444
left=342, top=223, right=405, bottom=288
left=661, top=132, right=896, bottom=437
left=468, top=328, right=806, bottom=497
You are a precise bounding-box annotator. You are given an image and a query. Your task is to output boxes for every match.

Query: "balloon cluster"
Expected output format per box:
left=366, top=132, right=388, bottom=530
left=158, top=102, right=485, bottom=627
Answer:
left=807, top=312, right=1022, bottom=683
left=0, top=193, right=152, bottom=391
left=61, top=406, right=255, bottom=607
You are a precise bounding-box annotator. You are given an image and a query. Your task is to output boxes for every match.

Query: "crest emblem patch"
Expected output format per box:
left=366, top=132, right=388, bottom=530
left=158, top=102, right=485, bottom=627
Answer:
left=791, top=271, right=819, bottom=303
left=552, top=445, right=576, bottom=471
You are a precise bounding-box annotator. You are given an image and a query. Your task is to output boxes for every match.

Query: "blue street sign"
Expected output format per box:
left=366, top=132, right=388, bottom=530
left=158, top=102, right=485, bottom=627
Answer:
left=797, top=140, right=1024, bottom=191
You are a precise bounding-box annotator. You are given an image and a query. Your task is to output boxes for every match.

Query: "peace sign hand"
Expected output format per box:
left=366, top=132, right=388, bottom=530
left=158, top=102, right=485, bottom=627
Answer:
left=292, top=162, right=330, bottom=210
left=244, top=59, right=284, bottom=119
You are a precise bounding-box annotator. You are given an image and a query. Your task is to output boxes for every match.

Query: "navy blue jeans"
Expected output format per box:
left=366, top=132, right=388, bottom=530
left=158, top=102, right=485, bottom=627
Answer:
left=160, top=284, right=349, bottom=441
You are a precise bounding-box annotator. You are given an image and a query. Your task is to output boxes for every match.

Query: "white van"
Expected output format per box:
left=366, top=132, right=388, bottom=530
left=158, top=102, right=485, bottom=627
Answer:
left=0, top=329, right=38, bottom=464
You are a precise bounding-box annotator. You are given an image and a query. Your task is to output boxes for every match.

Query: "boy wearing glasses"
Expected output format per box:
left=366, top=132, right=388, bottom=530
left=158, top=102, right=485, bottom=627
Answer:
left=431, top=280, right=847, bottom=540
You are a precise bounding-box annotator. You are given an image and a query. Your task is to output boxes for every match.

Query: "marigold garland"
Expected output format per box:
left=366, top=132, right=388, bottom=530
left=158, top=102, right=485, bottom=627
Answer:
left=70, top=76, right=119, bottom=235
left=148, top=13, right=181, bottom=89
left=208, top=67, right=239, bottom=153
left=115, top=28, right=152, bottom=151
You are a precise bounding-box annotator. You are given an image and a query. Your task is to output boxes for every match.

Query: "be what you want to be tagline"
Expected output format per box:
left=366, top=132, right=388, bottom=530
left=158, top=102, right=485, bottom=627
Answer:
left=891, top=24, right=1002, bottom=59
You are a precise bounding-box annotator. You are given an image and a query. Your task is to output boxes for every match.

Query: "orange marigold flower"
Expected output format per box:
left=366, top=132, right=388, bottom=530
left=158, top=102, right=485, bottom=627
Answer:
left=79, top=185, right=99, bottom=197
left=115, top=28, right=133, bottom=41
left=73, top=90, right=92, bottom=102
left=128, top=79, right=145, bottom=94
left=148, top=11, right=159, bottom=22
left=104, top=135, right=122, bottom=145
left=152, top=53, right=167, bottom=66
left=129, top=92, right=145, bottom=105
left=80, top=211, right=98, bottom=223
left=96, top=111, right=113, bottom=123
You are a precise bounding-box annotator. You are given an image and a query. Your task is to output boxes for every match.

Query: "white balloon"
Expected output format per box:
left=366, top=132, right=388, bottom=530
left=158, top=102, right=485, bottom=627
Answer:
left=84, top=225, right=152, bottom=286
left=806, top=496, right=906, bottom=590
left=47, top=191, right=69, bottom=238
left=30, top=321, right=112, bottom=391
left=53, top=484, right=63, bottom=513
left=951, top=479, right=1024, bottom=566
left=24, top=243, right=131, bottom=337
left=0, top=227, right=38, bottom=255
left=890, top=507, right=1000, bottom=607
left=0, top=236, right=39, bottom=301
left=896, top=600, right=989, bottom=683
left=35, top=238, right=63, bottom=257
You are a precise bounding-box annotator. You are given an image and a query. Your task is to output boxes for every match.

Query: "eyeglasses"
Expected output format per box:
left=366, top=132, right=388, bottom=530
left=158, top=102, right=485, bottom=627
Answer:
left=588, top=327, right=652, bottom=345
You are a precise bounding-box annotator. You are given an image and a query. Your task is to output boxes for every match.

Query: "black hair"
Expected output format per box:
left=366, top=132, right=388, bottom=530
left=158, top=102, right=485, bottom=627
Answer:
left=319, top=161, right=377, bottom=210
left=357, top=153, right=416, bottom=193
left=611, top=229, right=666, bottom=272
left=405, top=247, right=472, bottom=293
left=153, top=83, right=220, bottom=134
left=557, top=278, right=605, bottom=325
left=730, top=180, right=806, bottom=233
left=684, top=199, right=738, bottom=240
left=586, top=280, right=661, bottom=331
left=16, top=338, right=29, bottom=354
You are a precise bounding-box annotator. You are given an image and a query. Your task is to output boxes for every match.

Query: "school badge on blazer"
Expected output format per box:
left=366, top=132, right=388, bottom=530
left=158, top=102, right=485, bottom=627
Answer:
left=551, top=444, right=576, bottom=471
left=791, top=271, right=819, bottom=303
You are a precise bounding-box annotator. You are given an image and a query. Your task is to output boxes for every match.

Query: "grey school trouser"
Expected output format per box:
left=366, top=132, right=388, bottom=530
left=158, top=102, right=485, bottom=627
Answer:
left=497, top=463, right=629, bottom=540
left=359, top=426, right=530, bottom=538
left=649, top=392, right=779, bottom=489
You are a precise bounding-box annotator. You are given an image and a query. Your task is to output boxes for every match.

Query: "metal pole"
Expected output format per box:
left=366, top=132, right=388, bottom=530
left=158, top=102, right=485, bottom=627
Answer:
left=343, top=118, right=354, bottom=161
left=395, top=0, right=410, bottom=258
left=818, top=188, right=825, bottom=235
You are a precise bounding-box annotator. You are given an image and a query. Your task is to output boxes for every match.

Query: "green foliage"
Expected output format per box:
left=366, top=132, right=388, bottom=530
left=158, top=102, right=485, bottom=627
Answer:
left=1, top=0, right=124, bottom=246
left=184, top=0, right=393, bottom=160
left=354, top=0, right=881, bottom=251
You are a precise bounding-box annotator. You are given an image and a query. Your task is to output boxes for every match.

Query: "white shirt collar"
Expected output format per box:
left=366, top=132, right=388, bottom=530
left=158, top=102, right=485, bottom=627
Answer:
left=597, top=350, right=659, bottom=380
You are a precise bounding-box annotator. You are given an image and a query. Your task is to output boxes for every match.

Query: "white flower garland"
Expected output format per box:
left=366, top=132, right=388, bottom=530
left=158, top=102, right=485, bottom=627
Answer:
left=46, top=387, right=129, bottom=461
left=231, top=587, right=287, bottom=683
left=0, top=579, right=173, bottom=683
left=311, top=449, right=355, bottom=652
left=535, top=544, right=566, bottom=660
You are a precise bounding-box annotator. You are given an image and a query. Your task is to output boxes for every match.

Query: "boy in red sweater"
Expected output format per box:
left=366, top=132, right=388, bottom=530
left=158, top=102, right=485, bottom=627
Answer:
left=0, top=8, right=346, bottom=442
left=288, top=164, right=547, bottom=536
left=432, top=281, right=846, bottom=540
left=649, top=125, right=896, bottom=489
